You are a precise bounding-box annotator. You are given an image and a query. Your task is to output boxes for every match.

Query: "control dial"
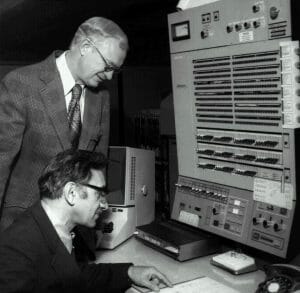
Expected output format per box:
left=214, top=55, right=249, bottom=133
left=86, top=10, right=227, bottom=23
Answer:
left=201, top=30, right=209, bottom=39
left=235, top=23, right=242, bottom=31
left=273, top=222, right=286, bottom=232
left=252, top=5, right=260, bottom=13
left=263, top=220, right=275, bottom=228
left=253, top=20, right=261, bottom=28
left=252, top=217, right=265, bottom=225
left=226, top=25, right=233, bottom=33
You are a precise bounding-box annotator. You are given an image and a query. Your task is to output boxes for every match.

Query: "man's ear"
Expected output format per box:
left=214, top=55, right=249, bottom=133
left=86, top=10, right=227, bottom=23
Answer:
left=63, top=182, right=77, bottom=206
left=79, top=40, right=91, bottom=56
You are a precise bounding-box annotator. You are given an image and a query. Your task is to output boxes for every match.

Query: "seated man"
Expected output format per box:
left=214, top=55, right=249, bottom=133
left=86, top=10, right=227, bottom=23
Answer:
left=0, top=149, right=171, bottom=293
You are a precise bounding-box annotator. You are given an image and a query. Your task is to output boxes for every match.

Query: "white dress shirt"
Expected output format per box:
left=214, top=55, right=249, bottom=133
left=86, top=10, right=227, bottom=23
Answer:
left=56, top=51, right=85, bottom=121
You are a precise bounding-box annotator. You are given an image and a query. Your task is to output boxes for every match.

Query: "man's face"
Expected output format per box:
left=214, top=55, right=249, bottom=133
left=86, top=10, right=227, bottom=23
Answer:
left=77, top=37, right=127, bottom=87
left=74, top=169, right=108, bottom=227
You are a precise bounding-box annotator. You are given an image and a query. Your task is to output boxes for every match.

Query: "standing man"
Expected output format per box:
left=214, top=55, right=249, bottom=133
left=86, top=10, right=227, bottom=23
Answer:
left=0, top=17, right=128, bottom=231
left=0, top=149, right=172, bottom=293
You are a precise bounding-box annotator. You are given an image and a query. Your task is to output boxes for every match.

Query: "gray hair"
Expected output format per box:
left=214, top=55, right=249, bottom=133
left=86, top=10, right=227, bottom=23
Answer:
left=70, top=17, right=129, bottom=51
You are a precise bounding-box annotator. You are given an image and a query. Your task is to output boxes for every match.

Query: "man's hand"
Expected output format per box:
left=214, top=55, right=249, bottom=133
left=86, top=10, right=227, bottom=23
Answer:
left=102, top=221, right=113, bottom=233
left=128, top=265, right=172, bottom=292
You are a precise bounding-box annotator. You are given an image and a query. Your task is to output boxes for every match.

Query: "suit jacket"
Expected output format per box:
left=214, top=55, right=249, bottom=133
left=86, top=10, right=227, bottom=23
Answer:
left=0, top=51, right=110, bottom=230
left=0, top=202, right=132, bottom=293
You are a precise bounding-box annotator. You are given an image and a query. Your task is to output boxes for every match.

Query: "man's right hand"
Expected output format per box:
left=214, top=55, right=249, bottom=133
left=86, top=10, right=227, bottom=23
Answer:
left=128, top=265, right=172, bottom=292
left=102, top=221, right=113, bottom=233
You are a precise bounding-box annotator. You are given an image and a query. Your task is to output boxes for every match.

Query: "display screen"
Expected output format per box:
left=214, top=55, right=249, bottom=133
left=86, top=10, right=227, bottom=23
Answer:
left=106, top=148, right=126, bottom=205
left=172, top=21, right=190, bottom=41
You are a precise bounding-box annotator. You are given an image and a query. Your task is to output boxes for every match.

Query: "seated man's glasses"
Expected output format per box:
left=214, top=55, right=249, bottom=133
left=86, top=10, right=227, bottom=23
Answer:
left=86, top=38, right=122, bottom=73
left=79, top=182, right=109, bottom=198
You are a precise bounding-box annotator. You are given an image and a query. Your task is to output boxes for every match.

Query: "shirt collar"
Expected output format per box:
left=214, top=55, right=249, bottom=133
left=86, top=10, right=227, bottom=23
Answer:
left=56, top=51, right=76, bottom=96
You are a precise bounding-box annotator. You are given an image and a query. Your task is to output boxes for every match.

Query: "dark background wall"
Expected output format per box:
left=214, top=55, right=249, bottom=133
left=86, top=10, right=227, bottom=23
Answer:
left=0, top=0, right=177, bottom=146
left=0, top=0, right=177, bottom=65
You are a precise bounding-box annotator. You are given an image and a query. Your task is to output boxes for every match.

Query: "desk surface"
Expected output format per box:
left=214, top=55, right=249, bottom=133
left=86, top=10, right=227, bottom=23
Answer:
left=95, top=237, right=265, bottom=293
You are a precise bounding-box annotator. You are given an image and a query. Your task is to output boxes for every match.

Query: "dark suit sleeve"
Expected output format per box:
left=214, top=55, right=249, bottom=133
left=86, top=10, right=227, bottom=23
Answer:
left=80, top=262, right=133, bottom=293
left=0, top=73, right=26, bottom=211
left=0, top=242, right=36, bottom=292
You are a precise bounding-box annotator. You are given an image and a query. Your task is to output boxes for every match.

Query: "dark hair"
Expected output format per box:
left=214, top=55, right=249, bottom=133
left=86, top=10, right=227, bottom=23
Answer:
left=38, top=149, right=108, bottom=199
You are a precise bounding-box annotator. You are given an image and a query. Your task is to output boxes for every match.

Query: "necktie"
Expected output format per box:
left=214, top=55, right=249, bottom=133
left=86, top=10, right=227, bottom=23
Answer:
left=68, top=84, right=82, bottom=148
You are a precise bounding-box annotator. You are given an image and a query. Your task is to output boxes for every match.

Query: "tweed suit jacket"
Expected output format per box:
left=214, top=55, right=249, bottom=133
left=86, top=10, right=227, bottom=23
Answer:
left=0, top=201, right=132, bottom=293
left=0, top=51, right=110, bottom=230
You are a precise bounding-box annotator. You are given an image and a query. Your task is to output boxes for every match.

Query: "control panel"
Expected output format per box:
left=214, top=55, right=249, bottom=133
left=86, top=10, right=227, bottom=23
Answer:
left=169, top=0, right=292, bottom=53
left=172, top=176, right=296, bottom=257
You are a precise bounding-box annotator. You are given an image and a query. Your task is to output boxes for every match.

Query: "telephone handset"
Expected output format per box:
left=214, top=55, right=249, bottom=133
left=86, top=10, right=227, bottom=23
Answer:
left=256, top=264, right=300, bottom=293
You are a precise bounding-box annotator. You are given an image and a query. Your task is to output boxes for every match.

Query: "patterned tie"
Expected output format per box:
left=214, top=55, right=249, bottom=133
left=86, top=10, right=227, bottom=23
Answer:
left=68, top=84, right=82, bottom=149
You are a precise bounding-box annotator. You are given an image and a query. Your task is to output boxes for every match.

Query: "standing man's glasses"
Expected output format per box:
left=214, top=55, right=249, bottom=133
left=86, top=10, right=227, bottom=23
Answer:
left=86, top=38, right=122, bottom=73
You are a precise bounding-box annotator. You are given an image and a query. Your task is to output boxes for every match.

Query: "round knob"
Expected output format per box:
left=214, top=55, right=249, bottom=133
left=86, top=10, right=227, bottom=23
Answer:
left=252, top=5, right=260, bottom=13
left=273, top=223, right=282, bottom=232
left=227, top=25, right=233, bottom=33
left=253, top=217, right=264, bottom=225
left=244, top=22, right=251, bottom=29
left=253, top=21, right=260, bottom=28
left=263, top=220, right=274, bottom=228
left=235, top=24, right=242, bottom=31
left=201, top=30, right=209, bottom=39
left=270, top=6, right=280, bottom=20
left=263, top=220, right=269, bottom=228
left=295, top=48, right=300, bottom=56
left=141, top=185, right=148, bottom=196
left=267, top=282, right=280, bottom=293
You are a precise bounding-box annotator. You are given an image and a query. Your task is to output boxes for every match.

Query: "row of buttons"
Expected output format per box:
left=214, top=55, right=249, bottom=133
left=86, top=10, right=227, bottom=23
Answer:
left=227, top=21, right=261, bottom=33
left=177, top=184, right=228, bottom=202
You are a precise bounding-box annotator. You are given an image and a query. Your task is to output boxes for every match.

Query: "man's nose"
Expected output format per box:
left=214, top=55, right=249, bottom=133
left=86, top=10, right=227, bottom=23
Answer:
left=99, top=197, right=108, bottom=211
left=104, top=71, right=114, bottom=80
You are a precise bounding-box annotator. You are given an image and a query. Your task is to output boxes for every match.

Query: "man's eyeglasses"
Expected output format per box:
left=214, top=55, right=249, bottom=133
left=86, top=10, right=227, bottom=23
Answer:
left=86, top=38, right=122, bottom=73
left=79, top=182, right=109, bottom=198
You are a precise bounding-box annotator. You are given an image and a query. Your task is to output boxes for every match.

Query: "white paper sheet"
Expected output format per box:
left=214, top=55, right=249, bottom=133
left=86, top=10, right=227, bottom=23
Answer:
left=253, top=178, right=294, bottom=209
left=132, top=276, right=239, bottom=293
left=177, top=0, right=221, bottom=10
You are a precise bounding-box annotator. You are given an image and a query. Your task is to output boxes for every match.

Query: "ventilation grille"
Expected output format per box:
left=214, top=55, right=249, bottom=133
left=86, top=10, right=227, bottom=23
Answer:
left=193, top=50, right=282, bottom=127
left=268, top=21, right=288, bottom=39
left=130, top=156, right=136, bottom=200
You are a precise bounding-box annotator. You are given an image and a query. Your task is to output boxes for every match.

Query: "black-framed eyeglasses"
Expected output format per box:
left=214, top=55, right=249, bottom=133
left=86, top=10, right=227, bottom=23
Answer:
left=86, top=38, right=122, bottom=73
left=79, top=182, right=109, bottom=197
